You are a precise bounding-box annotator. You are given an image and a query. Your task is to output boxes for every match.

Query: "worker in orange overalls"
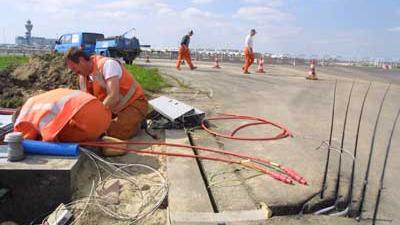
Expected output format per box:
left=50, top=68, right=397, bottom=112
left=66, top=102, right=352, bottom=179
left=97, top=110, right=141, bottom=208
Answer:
left=65, top=47, right=148, bottom=140
left=242, top=29, right=257, bottom=74
left=176, top=30, right=197, bottom=70
left=14, top=88, right=111, bottom=142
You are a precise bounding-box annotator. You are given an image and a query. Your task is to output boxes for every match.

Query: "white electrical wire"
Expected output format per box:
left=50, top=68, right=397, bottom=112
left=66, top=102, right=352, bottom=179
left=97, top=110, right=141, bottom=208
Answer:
left=42, top=147, right=168, bottom=224
left=81, top=148, right=168, bottom=222
left=316, top=140, right=355, bottom=161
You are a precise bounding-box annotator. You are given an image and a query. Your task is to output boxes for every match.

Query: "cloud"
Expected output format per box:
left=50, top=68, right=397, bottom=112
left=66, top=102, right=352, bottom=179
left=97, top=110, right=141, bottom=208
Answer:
left=4, top=0, right=299, bottom=54
left=181, top=7, right=221, bottom=19
left=388, top=26, right=400, bottom=32
left=95, top=0, right=158, bottom=10
left=192, top=0, right=213, bottom=4
left=14, top=0, right=88, bottom=12
left=241, top=0, right=285, bottom=7
left=234, top=6, right=292, bottom=23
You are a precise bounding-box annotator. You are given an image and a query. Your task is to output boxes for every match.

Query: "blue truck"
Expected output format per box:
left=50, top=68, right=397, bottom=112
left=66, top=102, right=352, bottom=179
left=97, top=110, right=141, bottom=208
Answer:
left=54, top=29, right=144, bottom=64
left=54, top=32, right=104, bottom=55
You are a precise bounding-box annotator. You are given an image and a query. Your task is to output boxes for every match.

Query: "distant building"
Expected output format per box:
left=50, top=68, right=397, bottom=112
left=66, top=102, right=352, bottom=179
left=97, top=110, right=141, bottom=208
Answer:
left=15, top=19, right=56, bottom=47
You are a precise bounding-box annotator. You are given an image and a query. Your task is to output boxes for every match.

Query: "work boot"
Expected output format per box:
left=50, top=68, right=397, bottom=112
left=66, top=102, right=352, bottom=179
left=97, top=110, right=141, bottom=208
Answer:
left=101, top=136, right=127, bottom=157
left=176, top=67, right=181, bottom=71
left=190, top=66, right=197, bottom=70
left=244, top=71, right=251, bottom=74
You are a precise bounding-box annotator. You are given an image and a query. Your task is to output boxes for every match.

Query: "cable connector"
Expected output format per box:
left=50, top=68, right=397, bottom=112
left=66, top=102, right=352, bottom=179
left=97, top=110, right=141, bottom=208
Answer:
left=282, top=168, right=307, bottom=185
left=46, top=203, right=72, bottom=225
left=269, top=171, right=293, bottom=185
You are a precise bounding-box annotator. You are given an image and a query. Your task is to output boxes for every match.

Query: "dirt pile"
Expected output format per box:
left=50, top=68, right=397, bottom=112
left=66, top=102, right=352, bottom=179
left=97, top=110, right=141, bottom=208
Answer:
left=0, top=53, right=78, bottom=108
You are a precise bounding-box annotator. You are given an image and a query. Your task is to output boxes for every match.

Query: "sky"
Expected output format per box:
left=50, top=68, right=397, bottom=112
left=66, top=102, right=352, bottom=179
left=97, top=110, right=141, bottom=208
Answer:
left=0, top=0, right=399, bottom=60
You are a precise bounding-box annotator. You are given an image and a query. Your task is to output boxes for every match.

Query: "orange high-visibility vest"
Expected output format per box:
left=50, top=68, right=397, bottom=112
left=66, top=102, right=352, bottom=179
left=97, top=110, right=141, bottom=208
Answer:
left=82, top=55, right=146, bottom=112
left=14, top=88, right=101, bottom=141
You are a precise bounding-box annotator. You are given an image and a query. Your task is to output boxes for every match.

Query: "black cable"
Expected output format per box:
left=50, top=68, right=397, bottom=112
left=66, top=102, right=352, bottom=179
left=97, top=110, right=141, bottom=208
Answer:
left=321, top=79, right=337, bottom=199
left=357, top=83, right=390, bottom=220
left=333, top=81, right=355, bottom=205
left=372, top=106, right=400, bottom=225
left=346, top=82, right=371, bottom=214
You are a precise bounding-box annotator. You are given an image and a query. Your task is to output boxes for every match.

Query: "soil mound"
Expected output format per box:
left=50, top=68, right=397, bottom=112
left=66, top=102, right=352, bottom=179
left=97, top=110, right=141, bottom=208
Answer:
left=0, top=53, right=78, bottom=108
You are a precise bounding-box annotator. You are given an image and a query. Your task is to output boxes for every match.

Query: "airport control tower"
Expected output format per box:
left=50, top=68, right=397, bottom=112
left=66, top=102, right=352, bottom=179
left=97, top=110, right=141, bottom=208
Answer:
left=25, top=19, right=33, bottom=45
left=15, top=19, right=56, bottom=46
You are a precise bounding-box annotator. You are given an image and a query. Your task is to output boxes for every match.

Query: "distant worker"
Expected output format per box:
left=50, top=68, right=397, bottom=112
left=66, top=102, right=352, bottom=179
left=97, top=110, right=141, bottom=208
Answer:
left=176, top=30, right=197, bottom=70
left=14, top=88, right=111, bottom=142
left=242, top=29, right=257, bottom=74
left=65, top=47, right=148, bottom=140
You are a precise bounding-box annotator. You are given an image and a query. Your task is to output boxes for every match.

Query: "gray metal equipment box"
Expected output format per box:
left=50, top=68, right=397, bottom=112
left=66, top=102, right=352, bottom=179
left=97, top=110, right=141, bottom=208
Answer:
left=149, top=96, right=205, bottom=128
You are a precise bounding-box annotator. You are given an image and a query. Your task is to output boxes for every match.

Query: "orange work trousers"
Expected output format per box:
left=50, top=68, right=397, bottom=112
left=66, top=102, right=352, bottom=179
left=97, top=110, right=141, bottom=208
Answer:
left=58, top=99, right=111, bottom=142
left=106, top=97, right=148, bottom=140
left=176, top=46, right=194, bottom=69
left=243, top=47, right=255, bottom=73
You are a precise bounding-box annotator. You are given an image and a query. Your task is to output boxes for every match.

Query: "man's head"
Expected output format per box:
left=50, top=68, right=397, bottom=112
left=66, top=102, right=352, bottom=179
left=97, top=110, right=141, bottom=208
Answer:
left=188, top=30, right=194, bottom=37
left=64, top=47, right=92, bottom=76
left=250, top=29, right=257, bottom=36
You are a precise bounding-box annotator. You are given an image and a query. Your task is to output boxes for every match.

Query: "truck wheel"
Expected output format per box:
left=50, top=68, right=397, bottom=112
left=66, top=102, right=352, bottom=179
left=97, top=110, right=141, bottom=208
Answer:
left=125, top=59, right=133, bottom=65
left=109, top=49, right=116, bottom=58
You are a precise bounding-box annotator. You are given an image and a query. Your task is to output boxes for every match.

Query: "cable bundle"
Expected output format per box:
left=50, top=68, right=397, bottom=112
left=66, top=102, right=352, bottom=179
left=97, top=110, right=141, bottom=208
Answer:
left=40, top=148, right=168, bottom=224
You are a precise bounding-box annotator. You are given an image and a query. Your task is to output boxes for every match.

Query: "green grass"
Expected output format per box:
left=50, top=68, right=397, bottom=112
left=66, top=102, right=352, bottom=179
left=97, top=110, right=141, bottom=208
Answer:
left=0, top=55, right=29, bottom=71
left=0, top=55, right=169, bottom=92
left=126, top=64, right=170, bottom=92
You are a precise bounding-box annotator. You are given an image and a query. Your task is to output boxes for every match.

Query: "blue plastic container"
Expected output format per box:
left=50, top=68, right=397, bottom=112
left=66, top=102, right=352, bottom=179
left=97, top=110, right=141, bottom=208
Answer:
left=22, top=140, right=79, bottom=156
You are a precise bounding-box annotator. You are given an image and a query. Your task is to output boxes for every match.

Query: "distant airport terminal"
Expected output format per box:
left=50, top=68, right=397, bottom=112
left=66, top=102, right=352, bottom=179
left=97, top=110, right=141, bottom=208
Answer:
left=0, top=19, right=397, bottom=69
left=14, top=19, right=56, bottom=47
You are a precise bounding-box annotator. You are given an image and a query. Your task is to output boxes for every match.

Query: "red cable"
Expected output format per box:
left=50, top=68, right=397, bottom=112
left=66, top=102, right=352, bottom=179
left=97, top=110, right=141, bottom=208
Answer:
left=230, top=121, right=267, bottom=136
left=201, top=113, right=291, bottom=141
left=0, top=108, right=16, bottom=115
left=82, top=142, right=294, bottom=184
left=220, top=113, right=292, bottom=136
left=81, top=140, right=306, bottom=185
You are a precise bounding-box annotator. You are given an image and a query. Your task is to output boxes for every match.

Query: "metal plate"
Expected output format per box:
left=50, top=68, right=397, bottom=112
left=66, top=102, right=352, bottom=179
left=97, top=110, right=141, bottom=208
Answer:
left=0, top=115, right=12, bottom=129
left=149, top=96, right=194, bottom=121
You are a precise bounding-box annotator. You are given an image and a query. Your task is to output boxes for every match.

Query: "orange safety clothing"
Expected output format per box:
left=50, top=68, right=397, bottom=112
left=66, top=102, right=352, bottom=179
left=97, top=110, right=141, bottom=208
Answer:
left=14, top=88, right=111, bottom=142
left=176, top=45, right=194, bottom=69
left=81, top=55, right=148, bottom=140
left=82, top=55, right=146, bottom=113
left=107, top=97, right=148, bottom=140
left=243, top=47, right=255, bottom=73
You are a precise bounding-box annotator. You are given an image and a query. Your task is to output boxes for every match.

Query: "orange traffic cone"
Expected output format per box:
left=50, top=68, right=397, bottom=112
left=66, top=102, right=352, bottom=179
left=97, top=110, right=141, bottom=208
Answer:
left=213, top=55, right=221, bottom=69
left=306, top=59, right=318, bottom=80
left=256, top=57, right=265, bottom=73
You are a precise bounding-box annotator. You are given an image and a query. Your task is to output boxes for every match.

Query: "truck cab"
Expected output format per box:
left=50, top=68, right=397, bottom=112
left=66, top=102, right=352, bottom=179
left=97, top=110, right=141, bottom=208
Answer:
left=54, top=32, right=104, bottom=55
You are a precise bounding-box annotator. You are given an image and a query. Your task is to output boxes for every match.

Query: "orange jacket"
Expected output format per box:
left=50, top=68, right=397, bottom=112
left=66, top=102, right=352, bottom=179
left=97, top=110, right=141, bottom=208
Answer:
left=14, top=88, right=99, bottom=141
left=82, top=55, right=146, bottom=112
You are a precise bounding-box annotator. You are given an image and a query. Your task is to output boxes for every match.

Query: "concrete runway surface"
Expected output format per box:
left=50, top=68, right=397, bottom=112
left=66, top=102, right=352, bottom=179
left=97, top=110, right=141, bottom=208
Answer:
left=138, top=58, right=400, bottom=225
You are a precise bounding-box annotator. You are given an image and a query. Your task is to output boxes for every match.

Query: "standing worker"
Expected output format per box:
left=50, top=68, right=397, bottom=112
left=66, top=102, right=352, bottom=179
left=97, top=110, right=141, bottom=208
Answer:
left=65, top=47, right=148, bottom=140
left=176, top=30, right=197, bottom=70
left=242, top=29, right=257, bottom=74
left=14, top=88, right=111, bottom=142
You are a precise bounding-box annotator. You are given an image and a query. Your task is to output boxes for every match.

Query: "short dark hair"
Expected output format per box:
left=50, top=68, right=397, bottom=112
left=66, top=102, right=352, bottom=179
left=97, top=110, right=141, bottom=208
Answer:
left=189, top=30, right=194, bottom=35
left=64, top=47, right=90, bottom=64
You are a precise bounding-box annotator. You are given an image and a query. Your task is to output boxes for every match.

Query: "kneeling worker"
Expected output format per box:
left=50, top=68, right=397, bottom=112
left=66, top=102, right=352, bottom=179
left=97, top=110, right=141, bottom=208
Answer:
left=65, top=47, right=148, bottom=140
left=14, top=88, right=111, bottom=142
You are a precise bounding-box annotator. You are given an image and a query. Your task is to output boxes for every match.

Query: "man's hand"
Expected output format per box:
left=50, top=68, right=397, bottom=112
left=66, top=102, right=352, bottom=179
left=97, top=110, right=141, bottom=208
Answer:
left=79, top=75, right=87, bottom=92
left=103, top=77, right=120, bottom=113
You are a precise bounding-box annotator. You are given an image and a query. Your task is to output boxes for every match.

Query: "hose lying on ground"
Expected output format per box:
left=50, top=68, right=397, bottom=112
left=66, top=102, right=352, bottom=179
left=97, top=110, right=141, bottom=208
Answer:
left=201, top=113, right=292, bottom=141
left=80, top=140, right=307, bottom=185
